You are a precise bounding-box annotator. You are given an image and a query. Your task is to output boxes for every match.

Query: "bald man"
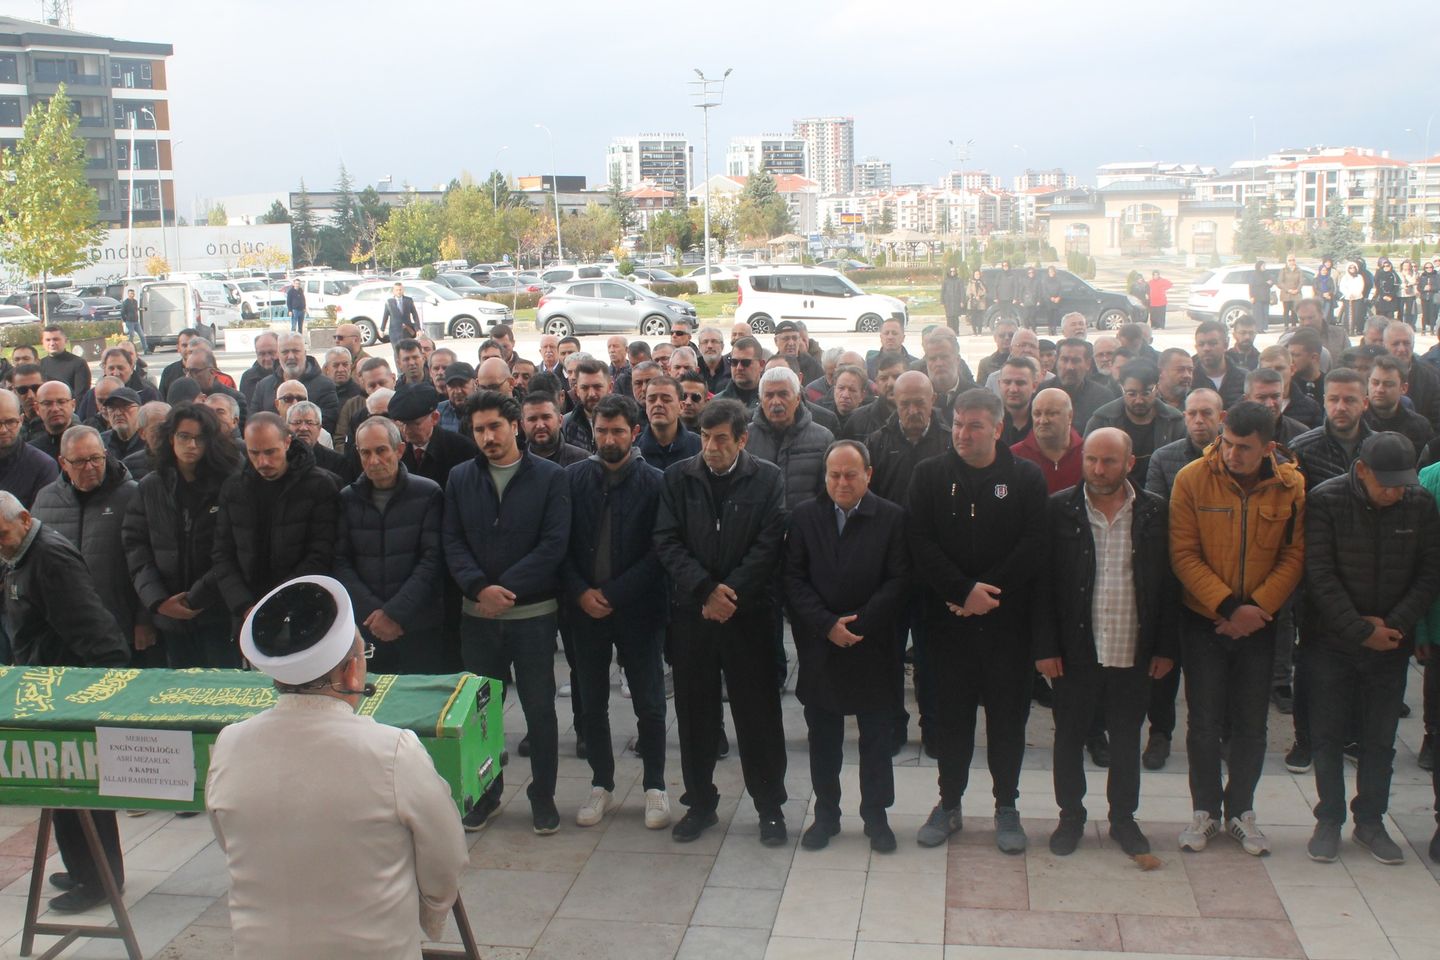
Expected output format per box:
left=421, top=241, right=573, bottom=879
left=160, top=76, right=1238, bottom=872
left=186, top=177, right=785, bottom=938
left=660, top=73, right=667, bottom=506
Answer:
left=1034, top=427, right=1178, bottom=858
left=1011, top=387, right=1083, bottom=494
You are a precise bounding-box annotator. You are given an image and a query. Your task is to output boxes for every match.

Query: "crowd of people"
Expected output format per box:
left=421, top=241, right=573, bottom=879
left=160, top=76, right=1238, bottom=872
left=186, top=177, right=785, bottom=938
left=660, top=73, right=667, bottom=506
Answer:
left=7, top=299, right=1440, bottom=915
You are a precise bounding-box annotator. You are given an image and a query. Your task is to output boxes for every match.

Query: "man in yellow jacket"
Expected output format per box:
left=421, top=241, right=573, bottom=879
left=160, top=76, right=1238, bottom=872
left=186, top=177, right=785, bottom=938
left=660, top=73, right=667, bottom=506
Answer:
left=1169, top=400, right=1305, bottom=857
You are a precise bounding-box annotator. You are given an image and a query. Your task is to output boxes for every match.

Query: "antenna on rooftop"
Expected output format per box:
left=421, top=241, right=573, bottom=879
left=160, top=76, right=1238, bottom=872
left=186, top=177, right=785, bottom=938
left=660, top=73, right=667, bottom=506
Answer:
left=41, top=0, right=73, bottom=27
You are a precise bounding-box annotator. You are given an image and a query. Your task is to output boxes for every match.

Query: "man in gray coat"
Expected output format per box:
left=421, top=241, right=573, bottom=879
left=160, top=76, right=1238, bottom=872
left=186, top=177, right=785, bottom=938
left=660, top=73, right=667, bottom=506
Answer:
left=745, top=367, right=834, bottom=511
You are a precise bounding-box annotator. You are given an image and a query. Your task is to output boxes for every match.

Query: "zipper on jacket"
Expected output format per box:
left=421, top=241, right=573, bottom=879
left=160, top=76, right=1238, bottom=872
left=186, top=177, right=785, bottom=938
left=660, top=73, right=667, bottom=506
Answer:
left=1237, top=487, right=1248, bottom=598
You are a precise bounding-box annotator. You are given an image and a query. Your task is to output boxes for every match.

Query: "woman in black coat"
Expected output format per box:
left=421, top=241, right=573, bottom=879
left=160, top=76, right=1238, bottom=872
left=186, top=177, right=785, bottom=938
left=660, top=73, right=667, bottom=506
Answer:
left=122, top=403, right=244, bottom=668
left=784, top=443, right=910, bottom=850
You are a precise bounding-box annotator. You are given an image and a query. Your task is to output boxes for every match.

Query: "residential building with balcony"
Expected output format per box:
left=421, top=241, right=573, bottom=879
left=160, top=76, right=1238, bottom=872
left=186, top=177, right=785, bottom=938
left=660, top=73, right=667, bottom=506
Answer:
left=726, top=135, right=807, bottom=179
left=1268, top=148, right=1409, bottom=232
left=853, top=157, right=891, bottom=192
left=0, top=16, right=173, bottom=224
left=606, top=135, right=692, bottom=197
left=793, top=116, right=854, bottom=196
left=1411, top=154, right=1440, bottom=228
left=1013, top=168, right=1077, bottom=192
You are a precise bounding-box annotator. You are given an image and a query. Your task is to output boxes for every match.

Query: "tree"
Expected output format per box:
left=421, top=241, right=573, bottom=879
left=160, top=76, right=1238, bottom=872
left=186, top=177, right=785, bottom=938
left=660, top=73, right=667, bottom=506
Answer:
left=607, top=172, right=636, bottom=236
left=0, top=84, right=104, bottom=320
left=291, top=180, right=319, bottom=265
left=259, top=200, right=290, bottom=224
left=145, top=255, right=170, bottom=276
left=481, top=169, right=522, bottom=209
left=1147, top=214, right=1171, bottom=253
left=374, top=200, right=444, bottom=268
left=564, top=203, right=621, bottom=261
left=823, top=212, right=837, bottom=240
left=878, top=206, right=896, bottom=232
left=356, top=187, right=390, bottom=229
left=1315, top=208, right=1364, bottom=263
left=735, top=169, right=792, bottom=241
left=330, top=162, right=360, bottom=257
left=645, top=209, right=693, bottom=254
left=206, top=203, right=228, bottom=226
left=687, top=194, right=737, bottom=257
left=1235, top=201, right=1274, bottom=260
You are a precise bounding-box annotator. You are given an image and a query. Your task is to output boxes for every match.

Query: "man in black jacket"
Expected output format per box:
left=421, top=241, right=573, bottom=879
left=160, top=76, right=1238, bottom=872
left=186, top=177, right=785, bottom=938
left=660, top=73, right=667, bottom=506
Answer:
left=286, top=401, right=355, bottom=485
left=1056, top=338, right=1117, bottom=430
left=1302, top=433, right=1440, bottom=864
left=714, top=337, right=763, bottom=411
left=1034, top=429, right=1178, bottom=858
left=920, top=326, right=977, bottom=419
left=0, top=388, right=57, bottom=507
left=174, top=342, right=247, bottom=424
left=29, top=380, right=78, bottom=462
left=845, top=351, right=906, bottom=441
left=1365, top=356, right=1433, bottom=457
left=38, top=325, right=91, bottom=397
left=521, top=393, right=587, bottom=467
left=638, top=376, right=700, bottom=470
left=252, top=333, right=341, bottom=433
left=1383, top=321, right=1440, bottom=431
left=390, top=383, right=477, bottom=488
left=0, top=490, right=129, bottom=912
left=238, top=331, right=279, bottom=407
left=906, top=388, right=1047, bottom=854
left=335, top=417, right=446, bottom=675
left=785, top=440, right=909, bottom=854
left=561, top=359, right=608, bottom=453
left=211, top=413, right=339, bottom=618
left=563, top=395, right=671, bottom=831
left=654, top=399, right=789, bottom=845
left=1192, top=320, right=1246, bottom=408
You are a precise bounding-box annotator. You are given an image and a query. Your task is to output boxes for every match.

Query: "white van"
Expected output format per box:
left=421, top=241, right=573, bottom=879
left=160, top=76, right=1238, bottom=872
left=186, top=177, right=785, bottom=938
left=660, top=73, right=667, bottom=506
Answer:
left=735, top=264, right=907, bottom=334
left=294, top=272, right=364, bottom=318
left=137, top=279, right=241, bottom=348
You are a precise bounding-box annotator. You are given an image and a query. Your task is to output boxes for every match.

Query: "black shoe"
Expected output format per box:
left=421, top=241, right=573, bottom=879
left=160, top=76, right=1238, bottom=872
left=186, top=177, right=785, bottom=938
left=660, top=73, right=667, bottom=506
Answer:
left=48, top=871, right=77, bottom=891
left=1049, top=818, right=1085, bottom=856
left=1419, top=734, right=1435, bottom=772
left=49, top=885, right=109, bottom=913
left=1086, top=734, right=1111, bottom=768
left=1032, top=675, right=1054, bottom=709
left=531, top=798, right=561, bottom=836
left=1270, top=686, right=1293, bottom=715
left=672, top=809, right=719, bottom=843
left=1108, top=818, right=1151, bottom=857
left=759, top=817, right=788, bottom=847
left=1142, top=733, right=1170, bottom=771
left=865, top=821, right=897, bottom=853
left=462, top=791, right=502, bottom=833
left=717, top=728, right=730, bottom=759
left=575, top=737, right=587, bottom=760
left=1284, top=741, right=1312, bottom=774
left=500, top=749, right=510, bottom=768
left=801, top=819, right=839, bottom=850
left=517, top=735, right=532, bottom=758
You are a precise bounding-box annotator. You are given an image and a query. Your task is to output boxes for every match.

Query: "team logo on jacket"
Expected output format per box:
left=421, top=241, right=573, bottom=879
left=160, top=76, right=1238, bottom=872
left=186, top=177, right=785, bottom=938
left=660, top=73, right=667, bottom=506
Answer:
left=993, top=484, right=1008, bottom=499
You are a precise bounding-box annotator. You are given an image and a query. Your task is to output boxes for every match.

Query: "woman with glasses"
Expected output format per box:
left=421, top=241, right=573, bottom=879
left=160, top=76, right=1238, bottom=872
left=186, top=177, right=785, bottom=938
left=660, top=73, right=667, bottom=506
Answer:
left=121, top=403, right=244, bottom=668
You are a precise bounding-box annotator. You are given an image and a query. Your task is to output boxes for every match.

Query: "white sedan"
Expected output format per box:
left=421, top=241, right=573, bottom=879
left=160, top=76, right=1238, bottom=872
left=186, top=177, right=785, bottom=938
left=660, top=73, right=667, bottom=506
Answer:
left=683, top=263, right=739, bottom=293
left=332, top=279, right=512, bottom=345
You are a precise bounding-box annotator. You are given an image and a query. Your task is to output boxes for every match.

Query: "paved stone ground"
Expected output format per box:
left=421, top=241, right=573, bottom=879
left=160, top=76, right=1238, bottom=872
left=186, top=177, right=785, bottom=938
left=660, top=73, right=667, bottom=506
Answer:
left=1, top=649, right=1437, bottom=959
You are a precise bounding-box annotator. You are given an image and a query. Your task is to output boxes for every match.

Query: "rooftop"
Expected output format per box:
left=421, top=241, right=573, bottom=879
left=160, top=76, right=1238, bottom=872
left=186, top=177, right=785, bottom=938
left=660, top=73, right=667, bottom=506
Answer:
left=0, top=15, right=171, bottom=55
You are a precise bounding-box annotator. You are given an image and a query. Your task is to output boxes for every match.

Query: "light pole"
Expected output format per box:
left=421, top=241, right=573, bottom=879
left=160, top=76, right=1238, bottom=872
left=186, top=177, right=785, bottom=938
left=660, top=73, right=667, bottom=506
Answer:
left=126, top=112, right=136, bottom=276
left=1011, top=144, right=1028, bottom=259
left=533, top=124, right=562, bottom=262
left=140, top=107, right=166, bottom=263
left=492, top=145, right=509, bottom=208
left=691, top=67, right=731, bottom=292
left=948, top=137, right=974, bottom=260
left=1248, top=115, right=1257, bottom=162
left=170, top=139, right=183, bottom=269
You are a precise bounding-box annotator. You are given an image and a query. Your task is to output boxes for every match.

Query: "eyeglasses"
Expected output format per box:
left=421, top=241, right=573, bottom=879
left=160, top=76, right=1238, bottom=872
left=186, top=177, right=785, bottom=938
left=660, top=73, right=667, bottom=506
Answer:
left=0, top=418, right=20, bottom=430
left=277, top=395, right=304, bottom=404
left=174, top=432, right=204, bottom=445
left=61, top=455, right=106, bottom=468
left=289, top=418, right=321, bottom=428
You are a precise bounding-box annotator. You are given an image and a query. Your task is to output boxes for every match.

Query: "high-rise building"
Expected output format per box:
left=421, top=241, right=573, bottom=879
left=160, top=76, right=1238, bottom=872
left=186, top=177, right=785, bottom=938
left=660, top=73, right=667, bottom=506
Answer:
left=606, top=134, right=692, bottom=197
left=1013, top=168, right=1077, bottom=192
left=0, top=16, right=173, bottom=224
left=793, top=116, right=854, bottom=196
left=940, top=170, right=995, bottom=191
left=854, top=156, right=891, bottom=192
left=726, top=135, right=807, bottom=179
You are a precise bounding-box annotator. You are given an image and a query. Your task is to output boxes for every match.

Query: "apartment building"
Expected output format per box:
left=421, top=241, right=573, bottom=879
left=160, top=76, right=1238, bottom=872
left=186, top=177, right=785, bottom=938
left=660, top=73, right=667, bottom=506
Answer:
left=606, top=135, right=692, bottom=197
left=792, top=116, right=854, bottom=196
left=726, top=135, right=807, bottom=179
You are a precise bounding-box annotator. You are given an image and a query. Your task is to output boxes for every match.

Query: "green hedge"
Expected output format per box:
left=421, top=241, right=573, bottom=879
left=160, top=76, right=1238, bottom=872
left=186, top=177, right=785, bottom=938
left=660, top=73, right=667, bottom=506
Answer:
left=847, top=266, right=946, bottom=284
left=647, top=281, right=700, bottom=298
left=483, top=293, right=543, bottom=312
left=0, top=320, right=122, bottom=348
left=711, top=279, right=738, bottom=294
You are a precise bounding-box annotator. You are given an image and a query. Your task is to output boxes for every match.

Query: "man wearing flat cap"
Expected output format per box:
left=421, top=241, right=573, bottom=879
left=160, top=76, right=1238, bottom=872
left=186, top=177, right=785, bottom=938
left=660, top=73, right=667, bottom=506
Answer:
left=390, top=382, right=477, bottom=489
left=206, top=575, right=467, bottom=960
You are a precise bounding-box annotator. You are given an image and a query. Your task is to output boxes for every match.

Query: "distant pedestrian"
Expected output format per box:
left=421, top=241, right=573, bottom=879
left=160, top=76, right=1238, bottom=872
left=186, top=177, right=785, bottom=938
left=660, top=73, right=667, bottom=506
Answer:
left=285, top=278, right=306, bottom=333
left=120, top=288, right=146, bottom=353
left=941, top=267, right=964, bottom=335
left=1147, top=271, right=1173, bottom=329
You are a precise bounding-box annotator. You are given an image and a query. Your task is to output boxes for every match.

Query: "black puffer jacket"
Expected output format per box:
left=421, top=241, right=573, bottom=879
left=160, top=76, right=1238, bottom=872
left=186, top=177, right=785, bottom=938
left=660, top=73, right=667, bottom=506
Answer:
left=334, top=465, right=445, bottom=636
left=31, top=459, right=142, bottom=634
left=212, top=441, right=339, bottom=614
left=1302, top=468, right=1440, bottom=654
left=744, top=404, right=834, bottom=511
left=3, top=523, right=129, bottom=667
left=865, top=411, right=950, bottom=504
left=123, top=465, right=229, bottom=630
left=1290, top=422, right=1374, bottom=491
left=1031, top=482, right=1179, bottom=667
left=251, top=357, right=341, bottom=433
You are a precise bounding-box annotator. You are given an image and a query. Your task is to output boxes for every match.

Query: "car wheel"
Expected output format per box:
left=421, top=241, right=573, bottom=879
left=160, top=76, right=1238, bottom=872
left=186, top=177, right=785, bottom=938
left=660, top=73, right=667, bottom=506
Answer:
left=1097, top=309, right=1127, bottom=331
left=355, top=319, right=378, bottom=346
left=449, top=316, right=480, bottom=339
left=1220, top=302, right=1251, bottom=326
left=543, top=316, right=573, bottom=338
left=640, top=314, right=671, bottom=337
left=855, top=312, right=884, bottom=333
left=748, top=313, right=774, bottom=335
left=208, top=323, right=219, bottom=344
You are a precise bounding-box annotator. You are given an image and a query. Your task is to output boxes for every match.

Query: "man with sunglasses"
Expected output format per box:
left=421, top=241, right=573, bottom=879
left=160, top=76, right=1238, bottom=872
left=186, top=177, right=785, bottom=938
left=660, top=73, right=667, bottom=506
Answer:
left=715, top=336, right=764, bottom=412
left=676, top=371, right=710, bottom=432
left=637, top=375, right=700, bottom=471
left=13, top=363, right=44, bottom=440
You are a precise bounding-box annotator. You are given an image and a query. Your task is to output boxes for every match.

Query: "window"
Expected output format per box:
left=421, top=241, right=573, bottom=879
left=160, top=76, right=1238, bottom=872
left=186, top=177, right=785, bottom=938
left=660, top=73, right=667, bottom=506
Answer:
left=32, top=58, right=65, bottom=83
left=598, top=282, right=633, bottom=300
left=775, top=275, right=808, bottom=295
left=0, top=55, right=16, bottom=84
left=810, top=275, right=852, bottom=298
left=110, top=59, right=153, bottom=89
left=567, top=283, right=596, bottom=298
left=0, top=97, right=18, bottom=126
left=748, top=275, right=772, bottom=293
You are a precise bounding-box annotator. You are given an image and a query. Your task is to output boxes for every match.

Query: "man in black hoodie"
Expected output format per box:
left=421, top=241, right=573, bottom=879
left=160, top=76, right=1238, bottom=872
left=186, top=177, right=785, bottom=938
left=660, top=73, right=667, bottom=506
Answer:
left=906, top=388, right=1047, bottom=855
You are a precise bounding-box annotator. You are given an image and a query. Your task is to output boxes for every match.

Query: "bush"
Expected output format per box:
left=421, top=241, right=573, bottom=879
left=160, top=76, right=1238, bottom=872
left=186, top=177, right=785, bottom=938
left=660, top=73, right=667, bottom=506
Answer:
left=646, top=281, right=700, bottom=298
left=419, top=265, right=438, bottom=281
left=483, top=292, right=543, bottom=312
left=0, top=320, right=122, bottom=348
left=617, top=258, right=635, bottom=276
left=848, top=266, right=946, bottom=285
left=711, top=279, right=738, bottom=294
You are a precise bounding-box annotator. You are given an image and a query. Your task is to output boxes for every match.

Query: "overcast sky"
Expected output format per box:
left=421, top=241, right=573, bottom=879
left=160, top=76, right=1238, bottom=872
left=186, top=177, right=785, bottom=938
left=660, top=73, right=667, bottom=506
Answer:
left=13, top=0, right=1437, bottom=212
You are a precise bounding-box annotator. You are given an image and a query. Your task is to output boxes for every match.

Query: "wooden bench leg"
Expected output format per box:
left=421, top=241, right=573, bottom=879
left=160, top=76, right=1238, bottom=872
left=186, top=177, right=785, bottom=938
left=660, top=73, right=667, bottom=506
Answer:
left=19, top=810, right=142, bottom=960
left=421, top=894, right=481, bottom=960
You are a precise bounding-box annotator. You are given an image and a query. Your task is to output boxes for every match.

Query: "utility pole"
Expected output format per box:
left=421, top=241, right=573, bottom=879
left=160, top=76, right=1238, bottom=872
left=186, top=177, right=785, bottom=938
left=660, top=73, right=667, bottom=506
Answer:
left=534, top=124, right=562, bottom=262
left=691, top=68, right=732, bottom=292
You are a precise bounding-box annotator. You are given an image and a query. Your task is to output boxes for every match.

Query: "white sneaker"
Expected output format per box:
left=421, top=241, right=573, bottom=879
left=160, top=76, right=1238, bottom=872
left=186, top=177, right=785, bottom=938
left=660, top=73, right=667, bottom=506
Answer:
left=575, top=787, right=613, bottom=827
left=1228, top=811, right=1271, bottom=856
left=558, top=683, right=572, bottom=698
left=1179, top=811, right=1219, bottom=851
left=644, top=788, right=672, bottom=829
left=621, top=680, right=632, bottom=699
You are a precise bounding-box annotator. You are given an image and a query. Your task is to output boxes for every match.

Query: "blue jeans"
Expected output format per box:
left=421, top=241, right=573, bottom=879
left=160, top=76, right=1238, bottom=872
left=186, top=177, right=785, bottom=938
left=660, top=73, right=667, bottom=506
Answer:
left=572, top=617, right=666, bottom=791
left=1183, top=614, right=1273, bottom=821
left=461, top=613, right=558, bottom=803
left=1308, top=644, right=1408, bottom=824
left=289, top=308, right=305, bottom=333
left=124, top=319, right=148, bottom=354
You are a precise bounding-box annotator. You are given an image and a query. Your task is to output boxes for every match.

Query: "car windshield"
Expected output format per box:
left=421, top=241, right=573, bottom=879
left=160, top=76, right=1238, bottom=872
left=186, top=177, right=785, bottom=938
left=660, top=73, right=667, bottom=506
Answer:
left=234, top=281, right=265, bottom=291
left=834, top=274, right=863, bottom=295
left=443, top=274, right=482, bottom=288
left=416, top=282, right=462, bottom=301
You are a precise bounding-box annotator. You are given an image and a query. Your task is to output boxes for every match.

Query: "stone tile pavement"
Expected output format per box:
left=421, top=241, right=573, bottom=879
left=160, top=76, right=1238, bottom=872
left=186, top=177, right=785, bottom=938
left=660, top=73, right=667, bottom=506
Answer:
left=1, top=656, right=1439, bottom=959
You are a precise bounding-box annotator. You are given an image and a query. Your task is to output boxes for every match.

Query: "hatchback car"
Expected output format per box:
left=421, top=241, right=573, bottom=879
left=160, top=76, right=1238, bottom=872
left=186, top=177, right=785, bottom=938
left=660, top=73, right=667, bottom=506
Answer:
left=735, top=265, right=905, bottom=334
left=535, top=279, right=697, bottom=338
left=1186, top=264, right=1315, bottom=327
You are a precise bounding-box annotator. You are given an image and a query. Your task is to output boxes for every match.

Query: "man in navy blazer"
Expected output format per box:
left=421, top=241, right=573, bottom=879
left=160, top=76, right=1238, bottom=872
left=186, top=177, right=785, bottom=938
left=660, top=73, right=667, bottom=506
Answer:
left=382, top=282, right=420, bottom=341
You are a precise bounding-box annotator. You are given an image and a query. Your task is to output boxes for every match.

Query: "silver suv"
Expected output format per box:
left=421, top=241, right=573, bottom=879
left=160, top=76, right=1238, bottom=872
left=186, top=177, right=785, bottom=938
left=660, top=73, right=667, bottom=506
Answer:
left=535, top=279, right=697, bottom=338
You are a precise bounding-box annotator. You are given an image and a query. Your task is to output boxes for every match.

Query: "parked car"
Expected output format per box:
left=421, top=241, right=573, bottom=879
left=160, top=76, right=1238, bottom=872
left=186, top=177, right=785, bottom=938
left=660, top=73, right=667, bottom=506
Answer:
left=0, top=304, right=40, bottom=326
left=1186, top=264, right=1316, bottom=327
left=538, top=264, right=618, bottom=285
left=486, top=274, right=547, bottom=295
left=535, top=278, right=697, bottom=338
left=332, top=279, right=512, bottom=344
left=294, top=272, right=365, bottom=317
left=735, top=264, right=906, bottom=334
left=53, top=296, right=123, bottom=322
left=684, top=264, right=739, bottom=283
left=817, top=258, right=873, bottom=272
left=434, top=272, right=501, bottom=298
left=223, top=278, right=286, bottom=318
left=975, top=266, right=1144, bottom=331
left=135, top=280, right=242, bottom=348
left=626, top=267, right=685, bottom=288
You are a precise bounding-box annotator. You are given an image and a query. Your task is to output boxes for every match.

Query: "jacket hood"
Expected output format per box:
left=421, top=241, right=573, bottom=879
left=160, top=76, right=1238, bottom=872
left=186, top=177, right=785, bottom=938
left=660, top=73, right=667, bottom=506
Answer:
left=1200, top=437, right=1303, bottom=492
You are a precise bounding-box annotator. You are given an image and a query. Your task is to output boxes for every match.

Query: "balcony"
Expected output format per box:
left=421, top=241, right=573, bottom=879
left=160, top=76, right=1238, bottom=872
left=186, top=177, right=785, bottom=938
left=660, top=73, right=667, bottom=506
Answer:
left=84, top=156, right=109, bottom=171
left=77, top=116, right=106, bottom=128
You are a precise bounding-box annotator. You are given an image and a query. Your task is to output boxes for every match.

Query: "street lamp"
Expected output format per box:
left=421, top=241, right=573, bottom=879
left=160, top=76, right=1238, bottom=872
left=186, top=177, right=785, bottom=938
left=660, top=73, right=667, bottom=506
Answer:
left=492, top=145, right=509, bottom=208
left=1248, top=115, right=1258, bottom=162
left=125, top=112, right=135, bottom=276
left=140, top=107, right=166, bottom=263
left=170, top=139, right=183, bottom=269
left=533, top=124, right=562, bottom=262
left=690, top=67, right=731, bottom=293
left=948, top=137, right=974, bottom=260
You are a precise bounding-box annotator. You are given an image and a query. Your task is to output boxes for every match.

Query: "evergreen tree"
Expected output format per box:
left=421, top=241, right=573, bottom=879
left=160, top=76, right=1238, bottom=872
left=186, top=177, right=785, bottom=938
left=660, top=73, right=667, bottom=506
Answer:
left=1315, top=208, right=1364, bottom=263
left=1235, top=201, right=1274, bottom=260
left=259, top=200, right=290, bottom=224
left=291, top=180, right=319, bottom=265
left=330, top=162, right=360, bottom=255
left=607, top=171, right=636, bottom=235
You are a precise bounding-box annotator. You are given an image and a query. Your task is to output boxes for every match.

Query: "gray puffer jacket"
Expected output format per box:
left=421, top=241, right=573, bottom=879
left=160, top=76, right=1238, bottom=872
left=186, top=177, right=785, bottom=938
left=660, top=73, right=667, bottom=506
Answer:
left=744, top=404, right=834, bottom=511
